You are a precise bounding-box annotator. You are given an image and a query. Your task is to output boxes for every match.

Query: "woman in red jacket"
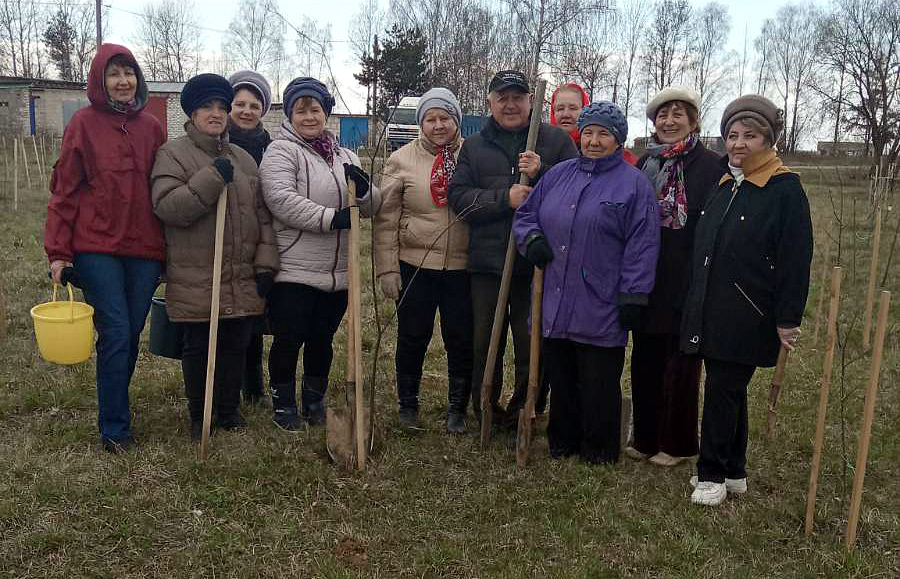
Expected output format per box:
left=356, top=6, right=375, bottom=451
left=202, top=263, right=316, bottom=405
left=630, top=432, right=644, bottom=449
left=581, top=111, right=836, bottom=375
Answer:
left=44, top=44, right=166, bottom=454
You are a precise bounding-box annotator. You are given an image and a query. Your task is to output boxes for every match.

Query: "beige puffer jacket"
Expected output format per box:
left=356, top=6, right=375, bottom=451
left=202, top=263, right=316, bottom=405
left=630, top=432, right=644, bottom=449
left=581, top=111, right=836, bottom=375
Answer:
left=259, top=120, right=381, bottom=292
left=373, top=136, right=468, bottom=277
left=151, top=122, right=279, bottom=322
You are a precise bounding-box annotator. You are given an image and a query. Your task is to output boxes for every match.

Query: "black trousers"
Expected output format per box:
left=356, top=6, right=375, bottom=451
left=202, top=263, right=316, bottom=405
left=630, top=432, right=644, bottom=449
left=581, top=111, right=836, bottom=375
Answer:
left=396, top=261, right=473, bottom=382
left=545, top=338, right=625, bottom=464
left=470, top=272, right=532, bottom=415
left=181, top=318, right=252, bottom=421
left=267, top=282, right=348, bottom=383
left=630, top=331, right=702, bottom=457
left=697, top=357, right=756, bottom=482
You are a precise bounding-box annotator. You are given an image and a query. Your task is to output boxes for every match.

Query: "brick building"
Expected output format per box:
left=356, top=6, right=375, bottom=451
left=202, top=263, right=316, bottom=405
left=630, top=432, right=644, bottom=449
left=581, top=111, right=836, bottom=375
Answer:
left=0, top=76, right=182, bottom=138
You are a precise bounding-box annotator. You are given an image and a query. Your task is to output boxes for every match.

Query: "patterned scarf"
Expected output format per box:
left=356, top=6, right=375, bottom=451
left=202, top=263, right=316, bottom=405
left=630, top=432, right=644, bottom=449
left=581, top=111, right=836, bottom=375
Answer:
left=304, top=130, right=340, bottom=165
left=108, top=99, right=136, bottom=115
left=643, top=134, right=697, bottom=229
left=430, top=144, right=458, bottom=207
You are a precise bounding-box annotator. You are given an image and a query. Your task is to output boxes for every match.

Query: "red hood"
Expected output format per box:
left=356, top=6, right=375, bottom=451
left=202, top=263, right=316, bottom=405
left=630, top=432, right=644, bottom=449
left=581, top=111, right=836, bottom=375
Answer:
left=87, top=43, right=149, bottom=114
left=550, top=83, right=589, bottom=146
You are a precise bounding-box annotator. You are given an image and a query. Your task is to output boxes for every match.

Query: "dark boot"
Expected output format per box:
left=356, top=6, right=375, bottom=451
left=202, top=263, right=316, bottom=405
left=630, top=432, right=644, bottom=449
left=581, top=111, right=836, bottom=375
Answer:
left=397, top=374, right=420, bottom=426
left=447, top=376, right=470, bottom=434
left=301, top=375, right=328, bottom=426
left=242, top=354, right=265, bottom=405
left=271, top=380, right=304, bottom=431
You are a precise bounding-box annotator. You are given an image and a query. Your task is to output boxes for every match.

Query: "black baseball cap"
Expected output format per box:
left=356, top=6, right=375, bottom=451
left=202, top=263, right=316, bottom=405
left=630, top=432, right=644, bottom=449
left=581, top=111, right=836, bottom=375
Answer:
left=489, top=70, right=529, bottom=94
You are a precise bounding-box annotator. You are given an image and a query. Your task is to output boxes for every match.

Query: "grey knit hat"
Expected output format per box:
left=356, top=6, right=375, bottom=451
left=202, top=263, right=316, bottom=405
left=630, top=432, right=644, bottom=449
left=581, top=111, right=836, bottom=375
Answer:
left=646, top=86, right=700, bottom=121
left=228, top=69, right=272, bottom=117
left=578, top=101, right=628, bottom=144
left=720, top=94, right=784, bottom=144
left=416, top=87, right=462, bottom=127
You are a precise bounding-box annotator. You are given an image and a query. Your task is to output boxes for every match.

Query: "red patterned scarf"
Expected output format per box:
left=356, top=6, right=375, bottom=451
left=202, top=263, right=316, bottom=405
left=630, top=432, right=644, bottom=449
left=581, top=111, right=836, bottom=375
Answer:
left=430, top=144, right=458, bottom=207
left=644, top=135, right=697, bottom=229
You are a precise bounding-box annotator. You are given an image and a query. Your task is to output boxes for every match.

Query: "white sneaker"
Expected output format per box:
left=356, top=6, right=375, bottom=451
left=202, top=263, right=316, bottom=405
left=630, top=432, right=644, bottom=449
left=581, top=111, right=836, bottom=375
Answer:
left=690, top=475, right=748, bottom=495
left=691, top=481, right=727, bottom=506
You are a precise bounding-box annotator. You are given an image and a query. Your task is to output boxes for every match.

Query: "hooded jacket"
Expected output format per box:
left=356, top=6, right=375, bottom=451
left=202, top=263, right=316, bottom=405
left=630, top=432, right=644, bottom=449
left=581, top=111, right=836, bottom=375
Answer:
left=151, top=123, right=279, bottom=322
left=259, top=121, right=381, bottom=292
left=45, top=44, right=166, bottom=264
left=680, top=149, right=813, bottom=367
left=373, top=135, right=468, bottom=277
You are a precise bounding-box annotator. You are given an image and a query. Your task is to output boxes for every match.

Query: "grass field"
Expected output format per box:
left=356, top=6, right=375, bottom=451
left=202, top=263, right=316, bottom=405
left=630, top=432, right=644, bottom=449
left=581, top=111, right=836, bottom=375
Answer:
left=0, top=148, right=898, bottom=578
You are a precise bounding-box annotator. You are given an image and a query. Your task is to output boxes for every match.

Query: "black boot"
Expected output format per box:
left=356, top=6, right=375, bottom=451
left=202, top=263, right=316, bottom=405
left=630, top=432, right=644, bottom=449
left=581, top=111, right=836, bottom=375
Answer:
left=447, top=376, right=470, bottom=434
left=242, top=335, right=265, bottom=405
left=397, top=374, right=420, bottom=426
left=301, top=375, right=328, bottom=426
left=271, top=380, right=304, bottom=431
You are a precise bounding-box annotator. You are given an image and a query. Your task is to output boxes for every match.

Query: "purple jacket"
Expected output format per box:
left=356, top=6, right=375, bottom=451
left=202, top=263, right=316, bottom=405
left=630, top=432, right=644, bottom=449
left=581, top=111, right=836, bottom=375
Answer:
left=513, top=150, right=660, bottom=347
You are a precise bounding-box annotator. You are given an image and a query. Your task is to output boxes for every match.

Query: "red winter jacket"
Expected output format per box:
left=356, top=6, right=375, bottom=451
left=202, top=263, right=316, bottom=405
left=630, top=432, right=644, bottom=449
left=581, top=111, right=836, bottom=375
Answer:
left=44, top=44, right=166, bottom=264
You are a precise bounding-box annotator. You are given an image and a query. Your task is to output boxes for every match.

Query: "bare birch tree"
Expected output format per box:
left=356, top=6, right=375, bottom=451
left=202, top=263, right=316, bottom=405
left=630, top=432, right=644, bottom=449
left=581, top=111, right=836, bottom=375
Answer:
left=222, top=0, right=285, bottom=76
left=686, top=1, right=733, bottom=125
left=0, top=0, right=48, bottom=77
left=614, top=0, right=652, bottom=119
left=134, top=0, right=204, bottom=82
left=643, top=0, right=692, bottom=94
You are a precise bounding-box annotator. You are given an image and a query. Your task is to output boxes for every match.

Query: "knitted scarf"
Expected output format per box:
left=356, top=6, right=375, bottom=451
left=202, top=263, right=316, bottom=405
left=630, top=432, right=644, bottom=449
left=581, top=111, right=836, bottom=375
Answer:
left=430, top=143, right=458, bottom=207
left=229, top=122, right=271, bottom=166
left=642, top=135, right=697, bottom=229
left=304, top=130, right=340, bottom=165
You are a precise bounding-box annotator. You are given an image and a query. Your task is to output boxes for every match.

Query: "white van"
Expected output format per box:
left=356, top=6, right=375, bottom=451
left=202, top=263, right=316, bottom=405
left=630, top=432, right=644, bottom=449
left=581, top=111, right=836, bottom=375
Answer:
left=386, top=96, right=421, bottom=150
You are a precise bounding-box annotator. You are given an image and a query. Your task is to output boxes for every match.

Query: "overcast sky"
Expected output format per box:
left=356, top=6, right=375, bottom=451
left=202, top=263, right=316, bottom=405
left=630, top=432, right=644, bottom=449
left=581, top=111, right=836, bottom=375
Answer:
left=105, top=0, right=826, bottom=138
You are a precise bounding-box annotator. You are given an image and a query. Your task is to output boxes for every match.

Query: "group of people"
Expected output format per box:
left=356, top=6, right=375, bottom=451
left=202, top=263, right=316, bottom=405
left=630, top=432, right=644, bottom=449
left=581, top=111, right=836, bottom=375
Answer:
left=44, top=43, right=813, bottom=507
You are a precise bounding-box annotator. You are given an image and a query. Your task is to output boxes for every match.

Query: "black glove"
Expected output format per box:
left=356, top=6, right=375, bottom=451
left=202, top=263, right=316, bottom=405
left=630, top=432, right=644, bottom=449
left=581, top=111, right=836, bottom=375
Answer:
left=255, top=272, right=275, bottom=298
left=49, top=266, right=82, bottom=288
left=330, top=207, right=351, bottom=230
left=618, top=304, right=645, bottom=332
left=343, top=163, right=369, bottom=198
left=524, top=233, right=553, bottom=269
left=212, top=157, right=234, bottom=184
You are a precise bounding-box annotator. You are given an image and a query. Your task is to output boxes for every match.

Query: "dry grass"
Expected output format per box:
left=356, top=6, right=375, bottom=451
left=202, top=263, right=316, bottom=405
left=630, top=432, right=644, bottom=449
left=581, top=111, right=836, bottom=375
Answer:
left=0, top=149, right=898, bottom=578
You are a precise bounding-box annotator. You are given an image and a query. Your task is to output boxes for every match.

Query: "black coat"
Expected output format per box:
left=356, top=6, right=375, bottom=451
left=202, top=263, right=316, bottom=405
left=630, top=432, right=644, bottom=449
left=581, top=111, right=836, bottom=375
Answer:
left=637, top=142, right=724, bottom=334
left=680, top=151, right=813, bottom=368
left=448, top=117, right=578, bottom=276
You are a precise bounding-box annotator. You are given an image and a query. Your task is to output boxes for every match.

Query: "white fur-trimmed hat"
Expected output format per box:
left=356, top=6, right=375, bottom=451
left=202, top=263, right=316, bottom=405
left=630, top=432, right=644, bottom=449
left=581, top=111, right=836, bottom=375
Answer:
left=645, top=86, right=701, bottom=121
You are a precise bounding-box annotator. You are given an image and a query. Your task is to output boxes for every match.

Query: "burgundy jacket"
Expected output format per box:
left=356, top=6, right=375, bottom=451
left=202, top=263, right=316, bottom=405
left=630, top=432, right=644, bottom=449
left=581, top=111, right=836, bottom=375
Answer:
left=45, top=43, right=166, bottom=263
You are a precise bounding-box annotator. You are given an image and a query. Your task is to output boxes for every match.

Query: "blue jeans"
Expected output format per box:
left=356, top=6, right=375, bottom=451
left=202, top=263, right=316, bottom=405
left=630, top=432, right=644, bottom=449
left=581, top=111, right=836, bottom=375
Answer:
left=74, top=253, right=162, bottom=440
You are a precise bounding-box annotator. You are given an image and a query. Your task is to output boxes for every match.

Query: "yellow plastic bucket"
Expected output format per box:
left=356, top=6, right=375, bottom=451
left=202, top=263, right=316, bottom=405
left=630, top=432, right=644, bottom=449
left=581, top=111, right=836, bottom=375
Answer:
left=30, top=284, right=95, bottom=364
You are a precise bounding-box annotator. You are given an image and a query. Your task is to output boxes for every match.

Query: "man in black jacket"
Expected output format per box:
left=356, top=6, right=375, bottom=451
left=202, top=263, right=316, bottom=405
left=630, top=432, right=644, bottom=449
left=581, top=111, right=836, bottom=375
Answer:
left=449, top=70, right=578, bottom=427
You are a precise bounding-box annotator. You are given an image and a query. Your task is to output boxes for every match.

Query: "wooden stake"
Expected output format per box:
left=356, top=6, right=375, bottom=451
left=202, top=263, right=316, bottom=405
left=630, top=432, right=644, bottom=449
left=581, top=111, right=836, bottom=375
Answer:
left=516, top=267, right=544, bottom=466
left=20, top=137, right=31, bottom=189
left=0, top=283, right=6, bottom=341
left=805, top=266, right=843, bottom=534
left=13, top=138, right=18, bottom=211
left=32, top=135, right=43, bottom=181
left=347, top=180, right=366, bottom=470
left=200, top=187, right=229, bottom=460
left=861, top=205, right=882, bottom=349
left=766, top=345, right=790, bottom=440
left=846, top=290, right=891, bottom=547
left=480, top=78, right=547, bottom=448
left=812, top=231, right=832, bottom=345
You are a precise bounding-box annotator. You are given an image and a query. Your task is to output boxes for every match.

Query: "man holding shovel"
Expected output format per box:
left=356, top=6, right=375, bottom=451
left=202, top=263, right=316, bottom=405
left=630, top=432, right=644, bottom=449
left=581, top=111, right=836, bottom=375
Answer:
left=449, top=71, right=577, bottom=430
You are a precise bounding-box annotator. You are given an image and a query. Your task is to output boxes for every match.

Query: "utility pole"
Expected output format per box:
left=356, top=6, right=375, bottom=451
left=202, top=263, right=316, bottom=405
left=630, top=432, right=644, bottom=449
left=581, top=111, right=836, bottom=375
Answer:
left=95, top=0, right=102, bottom=49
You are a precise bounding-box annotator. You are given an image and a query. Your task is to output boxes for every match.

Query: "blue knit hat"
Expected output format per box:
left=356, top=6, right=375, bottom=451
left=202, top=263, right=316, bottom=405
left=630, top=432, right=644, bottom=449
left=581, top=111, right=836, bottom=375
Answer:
left=181, top=73, right=234, bottom=116
left=283, top=77, right=336, bottom=117
left=578, top=101, right=628, bottom=145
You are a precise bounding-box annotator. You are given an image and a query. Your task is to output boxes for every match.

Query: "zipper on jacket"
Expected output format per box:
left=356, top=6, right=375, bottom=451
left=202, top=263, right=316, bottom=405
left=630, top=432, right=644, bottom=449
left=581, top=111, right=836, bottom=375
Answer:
left=734, top=282, right=764, bottom=317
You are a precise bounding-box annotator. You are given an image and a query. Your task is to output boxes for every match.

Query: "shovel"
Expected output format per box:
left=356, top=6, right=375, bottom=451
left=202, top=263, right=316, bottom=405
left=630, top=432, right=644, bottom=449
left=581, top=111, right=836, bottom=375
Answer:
left=200, top=187, right=228, bottom=460
left=765, top=345, right=789, bottom=440
left=325, top=178, right=369, bottom=469
left=480, top=78, right=548, bottom=448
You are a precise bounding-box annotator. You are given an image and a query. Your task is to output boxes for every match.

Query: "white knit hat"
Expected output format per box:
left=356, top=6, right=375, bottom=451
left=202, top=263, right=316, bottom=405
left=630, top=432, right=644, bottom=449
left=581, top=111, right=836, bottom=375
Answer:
left=416, top=87, right=462, bottom=127
left=645, top=86, right=701, bottom=121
